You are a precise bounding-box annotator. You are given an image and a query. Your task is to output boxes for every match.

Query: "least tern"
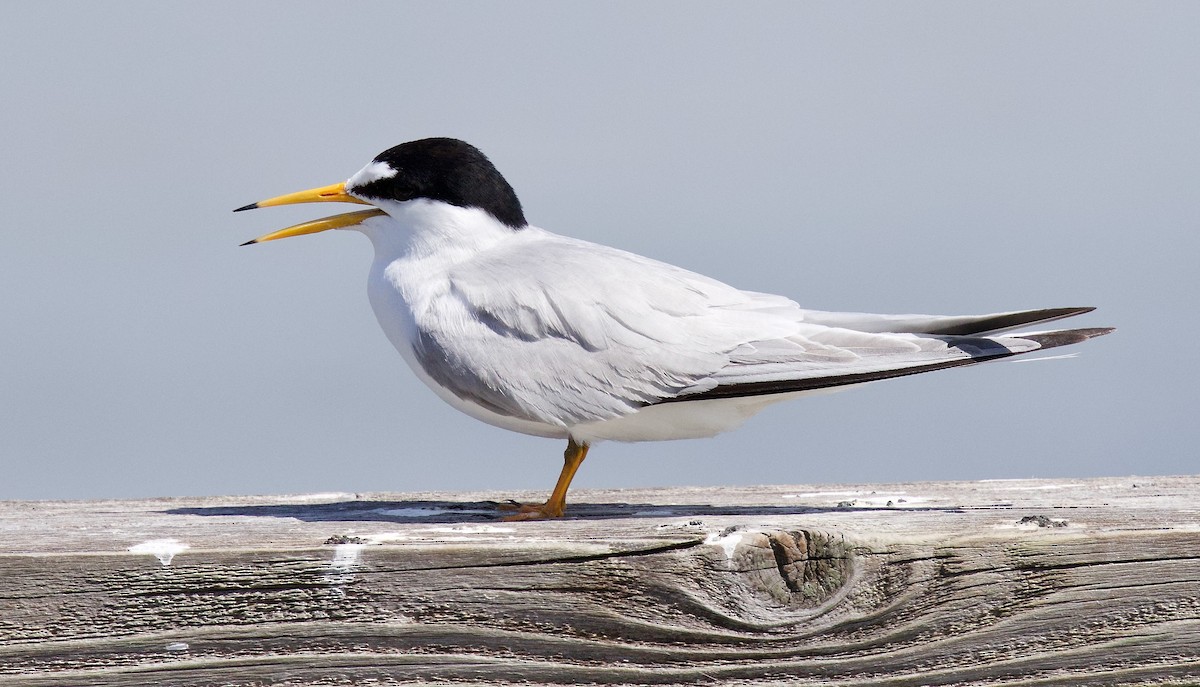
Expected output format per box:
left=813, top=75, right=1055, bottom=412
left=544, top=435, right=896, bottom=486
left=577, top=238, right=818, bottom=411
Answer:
left=237, top=138, right=1111, bottom=519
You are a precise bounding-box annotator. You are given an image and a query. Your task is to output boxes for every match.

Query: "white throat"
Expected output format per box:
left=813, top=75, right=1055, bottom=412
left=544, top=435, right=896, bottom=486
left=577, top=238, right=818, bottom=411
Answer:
left=353, top=198, right=520, bottom=263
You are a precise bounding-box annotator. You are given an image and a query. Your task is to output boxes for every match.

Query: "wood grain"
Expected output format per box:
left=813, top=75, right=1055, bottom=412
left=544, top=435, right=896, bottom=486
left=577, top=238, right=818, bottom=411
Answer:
left=1, top=476, right=1198, bottom=685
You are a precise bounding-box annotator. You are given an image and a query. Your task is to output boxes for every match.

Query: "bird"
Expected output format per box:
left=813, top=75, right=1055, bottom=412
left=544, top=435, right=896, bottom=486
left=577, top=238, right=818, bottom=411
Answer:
left=236, top=137, right=1112, bottom=519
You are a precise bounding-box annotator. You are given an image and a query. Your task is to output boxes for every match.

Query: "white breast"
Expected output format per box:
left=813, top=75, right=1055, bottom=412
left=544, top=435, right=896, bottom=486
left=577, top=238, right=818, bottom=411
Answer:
left=366, top=252, right=571, bottom=440
left=357, top=203, right=572, bottom=440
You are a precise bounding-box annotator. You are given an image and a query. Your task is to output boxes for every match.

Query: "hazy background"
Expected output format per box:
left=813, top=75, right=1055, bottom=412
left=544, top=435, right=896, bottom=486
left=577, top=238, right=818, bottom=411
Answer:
left=1, top=2, right=1195, bottom=501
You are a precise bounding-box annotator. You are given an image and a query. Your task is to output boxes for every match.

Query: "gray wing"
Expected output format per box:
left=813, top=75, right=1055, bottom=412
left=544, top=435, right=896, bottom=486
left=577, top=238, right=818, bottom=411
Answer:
left=414, top=233, right=794, bottom=426
left=415, top=230, right=1106, bottom=428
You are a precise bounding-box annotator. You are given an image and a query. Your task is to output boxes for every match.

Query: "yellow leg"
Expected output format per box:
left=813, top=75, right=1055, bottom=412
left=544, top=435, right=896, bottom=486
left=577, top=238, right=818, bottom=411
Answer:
left=503, top=438, right=590, bottom=520
left=543, top=438, right=589, bottom=517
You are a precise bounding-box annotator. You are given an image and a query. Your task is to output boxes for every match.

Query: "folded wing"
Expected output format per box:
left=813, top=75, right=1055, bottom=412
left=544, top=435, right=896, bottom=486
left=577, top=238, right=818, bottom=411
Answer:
left=419, top=230, right=1110, bottom=427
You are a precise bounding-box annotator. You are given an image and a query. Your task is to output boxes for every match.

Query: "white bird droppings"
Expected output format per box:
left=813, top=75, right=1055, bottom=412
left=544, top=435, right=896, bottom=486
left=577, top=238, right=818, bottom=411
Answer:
left=165, top=642, right=189, bottom=652
left=330, top=543, right=364, bottom=572
left=128, top=539, right=188, bottom=566
left=704, top=530, right=745, bottom=560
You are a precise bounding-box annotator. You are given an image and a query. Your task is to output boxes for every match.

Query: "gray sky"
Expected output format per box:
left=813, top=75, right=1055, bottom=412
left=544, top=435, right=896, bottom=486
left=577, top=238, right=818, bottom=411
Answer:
left=1, top=2, right=1195, bottom=501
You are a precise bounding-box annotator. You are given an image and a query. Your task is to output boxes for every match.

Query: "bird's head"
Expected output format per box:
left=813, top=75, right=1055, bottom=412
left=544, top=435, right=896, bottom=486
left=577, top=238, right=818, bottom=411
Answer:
left=236, top=137, right=527, bottom=245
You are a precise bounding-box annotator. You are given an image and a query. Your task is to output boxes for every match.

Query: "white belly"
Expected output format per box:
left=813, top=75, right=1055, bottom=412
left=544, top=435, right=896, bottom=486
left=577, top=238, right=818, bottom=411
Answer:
left=570, top=388, right=857, bottom=442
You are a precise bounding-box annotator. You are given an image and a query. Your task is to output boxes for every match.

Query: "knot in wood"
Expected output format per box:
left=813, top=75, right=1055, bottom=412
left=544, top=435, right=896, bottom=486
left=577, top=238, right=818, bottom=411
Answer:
left=765, top=530, right=852, bottom=604
left=711, top=528, right=855, bottom=611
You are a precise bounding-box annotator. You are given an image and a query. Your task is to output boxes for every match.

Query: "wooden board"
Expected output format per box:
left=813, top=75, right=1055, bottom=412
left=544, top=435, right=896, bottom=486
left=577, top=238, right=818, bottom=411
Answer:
left=1, top=476, right=1198, bottom=685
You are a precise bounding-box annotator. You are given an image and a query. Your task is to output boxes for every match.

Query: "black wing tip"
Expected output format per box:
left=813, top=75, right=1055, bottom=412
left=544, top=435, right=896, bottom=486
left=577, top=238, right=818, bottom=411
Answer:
left=927, top=306, right=1100, bottom=336
left=1049, top=306, right=1096, bottom=318
left=239, top=239, right=258, bottom=247
left=233, top=202, right=259, bottom=213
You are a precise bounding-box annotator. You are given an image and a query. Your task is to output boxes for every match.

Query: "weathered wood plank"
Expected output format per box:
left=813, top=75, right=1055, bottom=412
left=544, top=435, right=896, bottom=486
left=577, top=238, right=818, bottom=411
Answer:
left=1, top=476, right=1198, bottom=685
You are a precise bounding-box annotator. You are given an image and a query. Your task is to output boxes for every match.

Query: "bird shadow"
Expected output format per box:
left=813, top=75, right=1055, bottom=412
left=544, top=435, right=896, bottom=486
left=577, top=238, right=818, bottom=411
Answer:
left=164, top=498, right=959, bottom=525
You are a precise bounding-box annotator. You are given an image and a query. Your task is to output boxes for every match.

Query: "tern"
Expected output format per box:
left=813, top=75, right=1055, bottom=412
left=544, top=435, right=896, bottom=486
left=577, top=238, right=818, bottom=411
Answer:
left=236, top=137, right=1111, bottom=519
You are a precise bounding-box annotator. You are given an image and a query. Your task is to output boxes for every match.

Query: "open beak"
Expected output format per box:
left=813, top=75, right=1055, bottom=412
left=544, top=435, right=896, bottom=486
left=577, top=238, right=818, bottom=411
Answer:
left=239, top=208, right=386, bottom=245
left=235, top=181, right=381, bottom=245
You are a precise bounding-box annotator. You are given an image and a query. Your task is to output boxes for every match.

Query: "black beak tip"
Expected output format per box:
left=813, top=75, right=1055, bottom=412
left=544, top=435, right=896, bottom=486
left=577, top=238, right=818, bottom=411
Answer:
left=239, top=239, right=258, bottom=247
left=233, top=203, right=259, bottom=213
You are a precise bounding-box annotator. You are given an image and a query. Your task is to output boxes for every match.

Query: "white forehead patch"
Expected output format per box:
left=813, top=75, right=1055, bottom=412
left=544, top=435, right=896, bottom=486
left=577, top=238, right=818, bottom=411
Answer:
left=347, top=160, right=397, bottom=189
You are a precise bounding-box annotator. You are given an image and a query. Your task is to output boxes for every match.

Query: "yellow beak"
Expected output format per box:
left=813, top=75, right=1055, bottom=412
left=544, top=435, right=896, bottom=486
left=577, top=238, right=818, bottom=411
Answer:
left=234, top=181, right=371, bottom=212
left=235, top=181, right=379, bottom=245
left=239, top=208, right=387, bottom=245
